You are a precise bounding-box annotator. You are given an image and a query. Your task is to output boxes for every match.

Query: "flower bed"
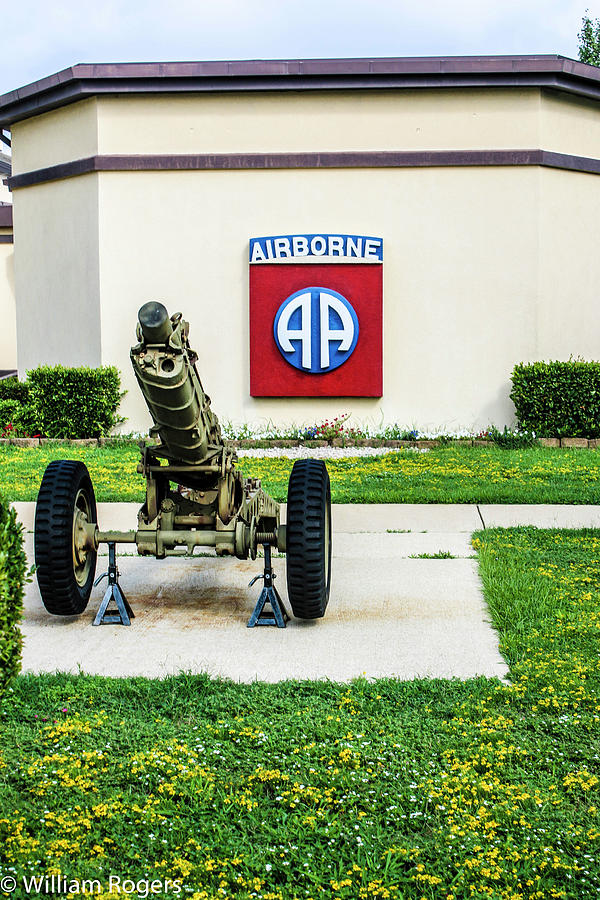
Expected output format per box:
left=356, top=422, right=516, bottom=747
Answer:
left=0, top=435, right=598, bottom=450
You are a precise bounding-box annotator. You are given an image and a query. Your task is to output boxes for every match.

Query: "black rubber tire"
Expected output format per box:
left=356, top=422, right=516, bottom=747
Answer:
left=286, top=459, right=332, bottom=619
left=35, top=460, right=97, bottom=615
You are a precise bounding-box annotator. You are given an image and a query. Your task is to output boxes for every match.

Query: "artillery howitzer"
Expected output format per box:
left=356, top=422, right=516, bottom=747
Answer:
left=35, top=302, right=332, bottom=625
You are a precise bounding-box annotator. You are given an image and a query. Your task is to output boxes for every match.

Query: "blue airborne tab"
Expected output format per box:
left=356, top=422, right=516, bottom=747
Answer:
left=249, top=234, right=383, bottom=263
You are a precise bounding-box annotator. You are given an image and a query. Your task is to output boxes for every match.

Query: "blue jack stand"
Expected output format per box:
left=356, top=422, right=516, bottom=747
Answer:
left=247, top=543, right=290, bottom=628
left=92, top=542, right=135, bottom=626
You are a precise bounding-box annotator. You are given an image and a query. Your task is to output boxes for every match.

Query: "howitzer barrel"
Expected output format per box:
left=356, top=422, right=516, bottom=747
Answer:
left=131, top=302, right=222, bottom=465
left=138, top=301, right=173, bottom=344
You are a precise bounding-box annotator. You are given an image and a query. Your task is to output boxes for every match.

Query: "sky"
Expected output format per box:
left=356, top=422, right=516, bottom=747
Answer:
left=1, top=0, right=599, bottom=97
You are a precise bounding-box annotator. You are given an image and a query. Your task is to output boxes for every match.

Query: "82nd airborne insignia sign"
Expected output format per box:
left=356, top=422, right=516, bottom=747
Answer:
left=249, top=233, right=383, bottom=397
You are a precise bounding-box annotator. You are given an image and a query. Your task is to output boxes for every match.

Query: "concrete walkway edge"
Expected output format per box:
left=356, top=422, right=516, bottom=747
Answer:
left=12, top=502, right=600, bottom=533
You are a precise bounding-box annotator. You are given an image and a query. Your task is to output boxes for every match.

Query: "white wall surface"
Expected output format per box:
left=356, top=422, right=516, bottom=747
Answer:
left=0, top=240, right=16, bottom=370
left=10, top=99, right=98, bottom=174
left=537, top=167, right=600, bottom=359
left=14, top=176, right=102, bottom=375
left=97, top=165, right=539, bottom=434
left=96, top=89, right=541, bottom=155
left=540, top=91, right=600, bottom=159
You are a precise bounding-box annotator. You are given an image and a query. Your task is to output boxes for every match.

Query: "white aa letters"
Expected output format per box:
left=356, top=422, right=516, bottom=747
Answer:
left=276, top=291, right=312, bottom=369
left=319, top=292, right=354, bottom=368
left=276, top=289, right=357, bottom=371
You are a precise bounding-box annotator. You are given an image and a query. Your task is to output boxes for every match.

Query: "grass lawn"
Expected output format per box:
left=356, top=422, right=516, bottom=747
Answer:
left=1, top=528, right=599, bottom=898
left=2, top=443, right=600, bottom=503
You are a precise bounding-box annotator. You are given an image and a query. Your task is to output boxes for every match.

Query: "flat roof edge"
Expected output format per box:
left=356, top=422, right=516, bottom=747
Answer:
left=2, top=55, right=600, bottom=126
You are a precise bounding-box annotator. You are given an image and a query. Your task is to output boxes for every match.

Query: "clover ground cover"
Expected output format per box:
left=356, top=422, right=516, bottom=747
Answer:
left=0, top=527, right=599, bottom=898
left=1, top=444, right=600, bottom=503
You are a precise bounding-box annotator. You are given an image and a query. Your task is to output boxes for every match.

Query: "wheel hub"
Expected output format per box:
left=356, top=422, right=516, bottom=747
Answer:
left=72, top=489, right=93, bottom=586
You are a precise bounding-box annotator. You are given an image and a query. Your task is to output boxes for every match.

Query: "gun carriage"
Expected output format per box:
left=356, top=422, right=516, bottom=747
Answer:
left=34, top=302, right=332, bottom=624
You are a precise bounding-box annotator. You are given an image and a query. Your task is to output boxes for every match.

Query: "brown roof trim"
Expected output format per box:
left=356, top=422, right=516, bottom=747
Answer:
left=0, top=204, right=12, bottom=226
left=6, top=148, right=600, bottom=189
left=1, top=55, right=600, bottom=126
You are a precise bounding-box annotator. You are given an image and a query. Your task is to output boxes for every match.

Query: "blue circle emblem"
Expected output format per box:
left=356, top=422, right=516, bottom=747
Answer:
left=273, top=287, right=359, bottom=373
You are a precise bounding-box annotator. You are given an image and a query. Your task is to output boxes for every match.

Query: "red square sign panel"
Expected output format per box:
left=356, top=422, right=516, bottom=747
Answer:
left=249, top=234, right=383, bottom=397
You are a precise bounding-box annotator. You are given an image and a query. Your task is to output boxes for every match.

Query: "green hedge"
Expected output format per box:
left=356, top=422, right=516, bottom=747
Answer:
left=510, top=360, right=600, bottom=437
left=0, top=397, right=38, bottom=438
left=0, top=399, right=20, bottom=430
left=0, top=377, right=29, bottom=404
left=0, top=494, right=26, bottom=698
left=26, top=366, right=123, bottom=439
left=0, top=368, right=123, bottom=438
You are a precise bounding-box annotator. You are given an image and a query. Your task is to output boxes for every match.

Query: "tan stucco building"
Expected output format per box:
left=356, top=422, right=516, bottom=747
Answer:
left=1, top=55, right=599, bottom=433
left=0, top=150, right=15, bottom=374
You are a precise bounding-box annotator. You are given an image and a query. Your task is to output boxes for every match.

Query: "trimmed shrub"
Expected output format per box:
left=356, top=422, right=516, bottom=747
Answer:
left=0, top=493, right=26, bottom=698
left=27, top=366, right=123, bottom=438
left=0, top=399, right=20, bottom=431
left=0, top=380, right=36, bottom=437
left=0, top=377, right=29, bottom=404
left=510, top=360, right=600, bottom=438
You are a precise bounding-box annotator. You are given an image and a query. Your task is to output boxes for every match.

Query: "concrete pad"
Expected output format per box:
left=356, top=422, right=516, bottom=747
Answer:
left=15, top=502, right=600, bottom=534
left=479, top=504, right=600, bottom=529
left=12, top=502, right=483, bottom=536
left=20, top=531, right=507, bottom=683
left=332, top=503, right=482, bottom=533
left=11, top=502, right=35, bottom=531
left=334, top=532, right=475, bottom=558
